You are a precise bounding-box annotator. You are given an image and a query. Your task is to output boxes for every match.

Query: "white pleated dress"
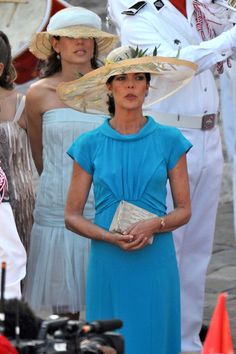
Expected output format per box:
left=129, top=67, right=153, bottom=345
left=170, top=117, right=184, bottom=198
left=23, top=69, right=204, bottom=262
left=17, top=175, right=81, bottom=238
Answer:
left=24, top=108, right=105, bottom=314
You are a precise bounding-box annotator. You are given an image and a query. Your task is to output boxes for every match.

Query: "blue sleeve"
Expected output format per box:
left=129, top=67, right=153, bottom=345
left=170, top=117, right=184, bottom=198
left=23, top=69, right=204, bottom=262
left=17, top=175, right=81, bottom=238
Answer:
left=67, top=132, right=94, bottom=175
left=164, top=127, right=192, bottom=170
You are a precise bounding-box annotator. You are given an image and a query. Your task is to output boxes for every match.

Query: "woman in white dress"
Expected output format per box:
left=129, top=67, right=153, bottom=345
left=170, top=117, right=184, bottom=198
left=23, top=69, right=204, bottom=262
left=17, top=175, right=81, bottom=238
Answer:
left=23, top=6, right=117, bottom=318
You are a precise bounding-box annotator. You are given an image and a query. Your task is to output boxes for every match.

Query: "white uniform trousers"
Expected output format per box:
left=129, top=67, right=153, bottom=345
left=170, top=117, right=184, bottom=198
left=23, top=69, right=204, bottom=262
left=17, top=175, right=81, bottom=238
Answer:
left=0, top=202, right=26, bottom=299
left=167, top=126, right=223, bottom=352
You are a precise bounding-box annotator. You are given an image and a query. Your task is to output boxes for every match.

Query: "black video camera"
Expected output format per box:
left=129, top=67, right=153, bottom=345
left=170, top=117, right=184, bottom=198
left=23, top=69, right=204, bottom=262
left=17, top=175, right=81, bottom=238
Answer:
left=2, top=299, right=124, bottom=354
left=13, top=317, right=124, bottom=354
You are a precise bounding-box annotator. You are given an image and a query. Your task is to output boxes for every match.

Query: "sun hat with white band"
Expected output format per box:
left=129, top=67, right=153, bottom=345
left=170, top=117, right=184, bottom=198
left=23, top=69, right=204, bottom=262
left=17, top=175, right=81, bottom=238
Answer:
left=29, top=6, right=118, bottom=60
left=57, top=45, right=198, bottom=114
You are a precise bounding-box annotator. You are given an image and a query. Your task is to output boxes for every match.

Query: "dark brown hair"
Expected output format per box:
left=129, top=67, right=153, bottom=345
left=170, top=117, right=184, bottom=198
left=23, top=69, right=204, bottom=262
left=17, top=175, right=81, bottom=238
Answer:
left=0, top=31, right=17, bottom=89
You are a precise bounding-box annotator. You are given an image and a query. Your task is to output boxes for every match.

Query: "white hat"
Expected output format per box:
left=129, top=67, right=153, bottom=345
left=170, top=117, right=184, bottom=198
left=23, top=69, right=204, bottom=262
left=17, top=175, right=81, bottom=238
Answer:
left=29, top=6, right=118, bottom=60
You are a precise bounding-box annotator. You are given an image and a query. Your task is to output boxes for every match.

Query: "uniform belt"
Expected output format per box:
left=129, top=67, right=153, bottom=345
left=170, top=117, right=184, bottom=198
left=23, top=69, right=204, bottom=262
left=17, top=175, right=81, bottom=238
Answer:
left=145, top=111, right=218, bottom=130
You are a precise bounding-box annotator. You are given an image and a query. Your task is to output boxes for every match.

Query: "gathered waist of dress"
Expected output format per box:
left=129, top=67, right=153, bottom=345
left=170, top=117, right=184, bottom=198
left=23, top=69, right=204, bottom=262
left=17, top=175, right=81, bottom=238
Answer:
left=95, top=199, right=165, bottom=231
left=96, top=199, right=165, bottom=217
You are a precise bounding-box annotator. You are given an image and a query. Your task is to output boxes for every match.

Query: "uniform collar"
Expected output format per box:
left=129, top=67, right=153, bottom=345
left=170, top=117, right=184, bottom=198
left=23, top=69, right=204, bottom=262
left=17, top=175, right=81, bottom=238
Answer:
left=154, top=0, right=194, bottom=21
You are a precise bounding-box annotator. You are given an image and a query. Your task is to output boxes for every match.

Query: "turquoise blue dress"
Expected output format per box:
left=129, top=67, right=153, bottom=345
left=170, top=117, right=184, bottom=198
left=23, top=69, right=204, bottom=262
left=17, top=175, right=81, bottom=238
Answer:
left=68, top=117, right=192, bottom=354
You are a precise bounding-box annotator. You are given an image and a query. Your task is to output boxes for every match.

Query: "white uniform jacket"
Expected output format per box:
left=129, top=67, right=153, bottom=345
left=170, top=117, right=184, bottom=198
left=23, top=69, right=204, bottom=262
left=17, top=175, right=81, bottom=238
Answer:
left=109, top=0, right=236, bottom=116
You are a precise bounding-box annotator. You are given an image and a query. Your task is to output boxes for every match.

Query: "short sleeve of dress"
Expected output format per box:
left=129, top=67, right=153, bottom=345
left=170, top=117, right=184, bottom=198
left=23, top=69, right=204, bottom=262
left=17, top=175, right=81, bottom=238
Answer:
left=162, top=126, right=192, bottom=171
left=67, top=132, right=94, bottom=175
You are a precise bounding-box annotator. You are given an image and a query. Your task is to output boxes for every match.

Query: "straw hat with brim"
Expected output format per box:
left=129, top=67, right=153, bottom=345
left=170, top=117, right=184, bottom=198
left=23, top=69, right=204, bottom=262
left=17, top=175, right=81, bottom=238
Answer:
left=29, top=6, right=118, bottom=60
left=57, top=46, right=198, bottom=114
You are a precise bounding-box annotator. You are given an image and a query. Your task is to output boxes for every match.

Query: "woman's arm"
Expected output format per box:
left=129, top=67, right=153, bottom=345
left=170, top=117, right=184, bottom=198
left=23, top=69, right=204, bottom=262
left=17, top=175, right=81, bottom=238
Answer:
left=65, top=162, right=134, bottom=248
left=25, top=84, right=43, bottom=175
left=125, top=154, right=191, bottom=246
left=163, top=153, right=191, bottom=231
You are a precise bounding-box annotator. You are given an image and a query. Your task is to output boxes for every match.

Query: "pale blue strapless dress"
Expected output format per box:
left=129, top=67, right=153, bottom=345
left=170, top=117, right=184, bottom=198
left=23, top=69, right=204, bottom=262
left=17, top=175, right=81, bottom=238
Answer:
left=24, top=108, right=105, bottom=314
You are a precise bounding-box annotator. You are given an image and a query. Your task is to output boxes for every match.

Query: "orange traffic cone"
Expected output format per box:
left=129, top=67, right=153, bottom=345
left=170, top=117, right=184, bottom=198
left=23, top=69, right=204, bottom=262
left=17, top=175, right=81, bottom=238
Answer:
left=202, top=292, right=234, bottom=354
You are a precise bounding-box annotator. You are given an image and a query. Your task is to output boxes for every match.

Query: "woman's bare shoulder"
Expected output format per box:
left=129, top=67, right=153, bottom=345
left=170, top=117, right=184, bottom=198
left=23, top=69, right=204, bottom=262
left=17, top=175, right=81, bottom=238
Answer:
left=26, top=76, right=63, bottom=114
left=26, top=77, right=54, bottom=98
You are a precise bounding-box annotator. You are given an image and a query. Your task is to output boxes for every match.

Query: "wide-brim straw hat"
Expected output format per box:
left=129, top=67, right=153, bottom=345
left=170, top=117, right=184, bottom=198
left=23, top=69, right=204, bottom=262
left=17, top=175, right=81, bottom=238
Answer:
left=57, top=45, right=198, bottom=114
left=29, top=6, right=118, bottom=60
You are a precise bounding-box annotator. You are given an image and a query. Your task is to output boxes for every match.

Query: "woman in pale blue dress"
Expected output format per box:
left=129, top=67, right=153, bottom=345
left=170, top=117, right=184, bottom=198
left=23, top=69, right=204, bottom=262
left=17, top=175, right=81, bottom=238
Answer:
left=62, top=46, right=196, bottom=352
left=23, top=6, right=117, bottom=317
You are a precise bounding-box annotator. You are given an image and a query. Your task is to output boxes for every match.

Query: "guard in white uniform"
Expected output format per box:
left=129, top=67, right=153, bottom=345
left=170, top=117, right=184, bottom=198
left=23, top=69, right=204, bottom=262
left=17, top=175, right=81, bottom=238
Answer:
left=107, top=1, right=236, bottom=352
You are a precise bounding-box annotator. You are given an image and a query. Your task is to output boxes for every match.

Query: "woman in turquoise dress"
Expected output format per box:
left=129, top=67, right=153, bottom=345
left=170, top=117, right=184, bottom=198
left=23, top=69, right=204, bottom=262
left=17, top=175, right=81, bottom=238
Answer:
left=61, top=46, right=196, bottom=353
left=23, top=7, right=117, bottom=317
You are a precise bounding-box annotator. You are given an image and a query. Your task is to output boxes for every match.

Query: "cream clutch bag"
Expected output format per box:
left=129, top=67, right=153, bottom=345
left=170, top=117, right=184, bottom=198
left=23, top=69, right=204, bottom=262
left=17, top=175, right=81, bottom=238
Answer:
left=109, top=200, right=157, bottom=244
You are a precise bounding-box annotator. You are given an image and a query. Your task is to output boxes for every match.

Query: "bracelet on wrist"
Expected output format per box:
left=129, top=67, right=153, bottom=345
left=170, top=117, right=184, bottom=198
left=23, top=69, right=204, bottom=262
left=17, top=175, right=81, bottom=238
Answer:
left=159, top=217, right=166, bottom=230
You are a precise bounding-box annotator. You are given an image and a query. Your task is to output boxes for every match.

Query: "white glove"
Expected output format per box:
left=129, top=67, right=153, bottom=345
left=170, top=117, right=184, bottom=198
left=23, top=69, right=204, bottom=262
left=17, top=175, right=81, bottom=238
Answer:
left=199, top=23, right=236, bottom=51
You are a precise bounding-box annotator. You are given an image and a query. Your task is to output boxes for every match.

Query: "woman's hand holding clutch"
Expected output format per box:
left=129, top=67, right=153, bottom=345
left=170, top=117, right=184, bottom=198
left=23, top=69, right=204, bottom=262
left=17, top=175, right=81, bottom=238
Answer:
left=123, top=219, right=158, bottom=246
left=109, top=230, right=151, bottom=251
left=109, top=200, right=162, bottom=248
left=109, top=217, right=159, bottom=250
